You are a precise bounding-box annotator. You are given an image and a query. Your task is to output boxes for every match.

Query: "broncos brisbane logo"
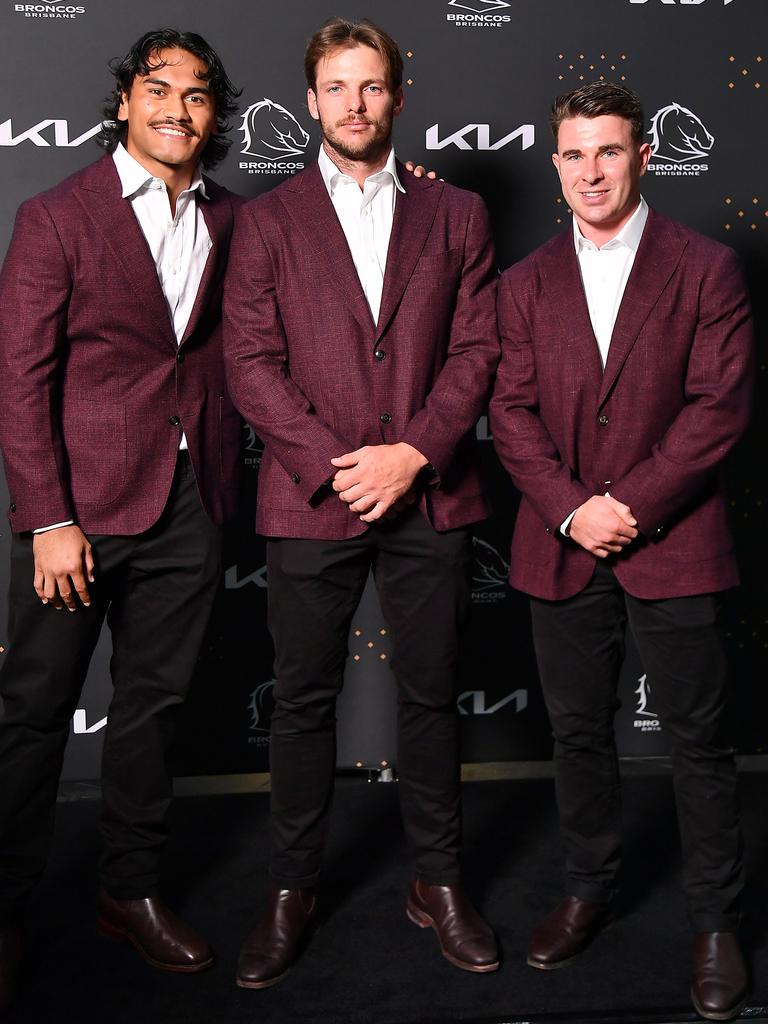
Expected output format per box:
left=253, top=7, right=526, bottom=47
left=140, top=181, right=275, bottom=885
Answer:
left=648, top=103, right=714, bottom=163
left=239, top=98, right=310, bottom=160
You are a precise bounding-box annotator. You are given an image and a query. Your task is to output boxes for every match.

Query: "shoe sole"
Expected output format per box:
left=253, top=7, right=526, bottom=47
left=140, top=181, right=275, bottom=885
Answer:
left=690, top=987, right=747, bottom=1022
left=236, top=969, right=290, bottom=990
left=97, top=918, right=214, bottom=973
left=526, top=915, right=615, bottom=971
left=406, top=902, right=499, bottom=973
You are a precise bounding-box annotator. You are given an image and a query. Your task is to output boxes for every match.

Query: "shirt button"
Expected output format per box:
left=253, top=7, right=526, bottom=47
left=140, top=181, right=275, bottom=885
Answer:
left=169, top=415, right=181, bottom=427
left=374, top=349, right=386, bottom=361
left=379, top=412, right=392, bottom=424
left=598, top=414, right=609, bottom=426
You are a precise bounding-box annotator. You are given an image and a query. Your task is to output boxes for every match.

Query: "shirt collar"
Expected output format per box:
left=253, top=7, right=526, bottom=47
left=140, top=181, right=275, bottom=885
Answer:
left=112, top=142, right=208, bottom=201
left=317, top=144, right=406, bottom=198
left=573, top=195, right=648, bottom=254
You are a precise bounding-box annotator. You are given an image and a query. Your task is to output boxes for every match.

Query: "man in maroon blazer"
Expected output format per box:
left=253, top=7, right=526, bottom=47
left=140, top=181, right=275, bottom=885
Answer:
left=0, top=30, right=242, bottom=1005
left=490, top=82, right=754, bottom=1021
left=224, top=17, right=499, bottom=988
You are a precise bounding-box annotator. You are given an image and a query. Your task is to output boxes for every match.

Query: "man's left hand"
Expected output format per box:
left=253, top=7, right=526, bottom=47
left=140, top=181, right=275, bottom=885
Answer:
left=331, top=443, right=428, bottom=522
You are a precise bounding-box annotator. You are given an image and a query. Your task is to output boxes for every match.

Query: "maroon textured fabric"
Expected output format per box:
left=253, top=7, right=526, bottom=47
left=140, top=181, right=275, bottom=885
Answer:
left=491, top=210, right=755, bottom=600
left=0, top=154, right=242, bottom=534
left=223, top=161, right=499, bottom=540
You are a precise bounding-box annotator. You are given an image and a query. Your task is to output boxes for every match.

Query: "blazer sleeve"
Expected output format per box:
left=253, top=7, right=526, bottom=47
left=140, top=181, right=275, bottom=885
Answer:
left=0, top=197, right=76, bottom=532
left=223, top=202, right=355, bottom=504
left=489, top=266, right=591, bottom=531
left=399, top=192, right=500, bottom=479
left=608, top=246, right=755, bottom=534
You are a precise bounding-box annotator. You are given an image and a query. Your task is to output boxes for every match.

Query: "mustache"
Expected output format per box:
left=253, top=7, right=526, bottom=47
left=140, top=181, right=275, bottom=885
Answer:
left=148, top=119, right=197, bottom=138
left=336, top=116, right=376, bottom=128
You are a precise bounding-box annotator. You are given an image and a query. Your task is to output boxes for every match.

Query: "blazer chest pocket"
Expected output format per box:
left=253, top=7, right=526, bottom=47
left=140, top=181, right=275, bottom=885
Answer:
left=61, top=398, right=127, bottom=507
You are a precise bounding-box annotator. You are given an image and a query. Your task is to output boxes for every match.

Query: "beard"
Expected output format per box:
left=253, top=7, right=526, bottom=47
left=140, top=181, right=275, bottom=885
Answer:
left=319, top=112, right=393, bottom=164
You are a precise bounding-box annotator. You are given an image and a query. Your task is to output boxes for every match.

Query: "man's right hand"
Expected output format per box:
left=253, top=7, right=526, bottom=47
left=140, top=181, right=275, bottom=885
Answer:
left=569, top=495, right=638, bottom=558
left=32, top=525, right=94, bottom=611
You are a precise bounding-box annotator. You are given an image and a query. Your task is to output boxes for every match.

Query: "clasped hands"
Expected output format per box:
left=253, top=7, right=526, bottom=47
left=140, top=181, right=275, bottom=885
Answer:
left=569, top=494, right=638, bottom=558
left=330, top=442, right=428, bottom=523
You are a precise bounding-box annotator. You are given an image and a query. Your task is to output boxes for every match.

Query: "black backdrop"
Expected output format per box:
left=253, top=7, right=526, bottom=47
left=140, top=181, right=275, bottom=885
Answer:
left=0, top=0, right=765, bottom=779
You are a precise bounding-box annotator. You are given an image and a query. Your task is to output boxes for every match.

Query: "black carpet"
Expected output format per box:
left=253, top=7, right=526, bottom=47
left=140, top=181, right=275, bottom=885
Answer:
left=6, top=771, right=768, bottom=1024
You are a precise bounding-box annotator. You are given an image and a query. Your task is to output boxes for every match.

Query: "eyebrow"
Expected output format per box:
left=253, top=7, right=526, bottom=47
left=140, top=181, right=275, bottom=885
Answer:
left=141, top=76, right=211, bottom=95
left=561, top=142, right=626, bottom=158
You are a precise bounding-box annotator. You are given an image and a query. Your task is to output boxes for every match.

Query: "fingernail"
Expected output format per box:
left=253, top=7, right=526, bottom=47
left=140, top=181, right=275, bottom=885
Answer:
left=41, top=598, right=48, bottom=605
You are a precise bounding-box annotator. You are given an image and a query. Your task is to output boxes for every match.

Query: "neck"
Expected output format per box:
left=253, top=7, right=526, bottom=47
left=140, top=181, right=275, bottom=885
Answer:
left=124, top=144, right=197, bottom=215
left=322, top=140, right=390, bottom=189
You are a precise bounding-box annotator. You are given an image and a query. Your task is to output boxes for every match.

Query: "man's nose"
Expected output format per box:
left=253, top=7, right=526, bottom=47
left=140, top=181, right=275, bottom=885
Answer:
left=164, top=93, right=191, bottom=122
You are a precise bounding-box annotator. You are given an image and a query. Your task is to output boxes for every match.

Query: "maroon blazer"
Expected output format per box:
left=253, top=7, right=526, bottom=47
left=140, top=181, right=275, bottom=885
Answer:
left=223, top=160, right=499, bottom=540
left=490, top=209, right=754, bottom=601
left=0, top=154, right=243, bottom=535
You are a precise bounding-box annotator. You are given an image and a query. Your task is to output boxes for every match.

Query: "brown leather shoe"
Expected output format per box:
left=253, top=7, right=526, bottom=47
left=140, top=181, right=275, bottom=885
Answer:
left=236, top=888, right=316, bottom=989
left=406, top=880, right=499, bottom=973
left=691, top=932, right=748, bottom=1021
left=527, top=896, right=613, bottom=969
left=97, top=888, right=213, bottom=973
left=0, top=923, right=23, bottom=1015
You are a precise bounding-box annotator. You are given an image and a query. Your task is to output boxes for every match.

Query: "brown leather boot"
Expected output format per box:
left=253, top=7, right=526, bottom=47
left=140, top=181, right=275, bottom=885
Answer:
left=691, top=932, right=748, bottom=1021
left=97, top=888, right=213, bottom=972
left=407, top=880, right=499, bottom=973
left=236, top=888, right=317, bottom=989
left=527, top=896, right=613, bottom=969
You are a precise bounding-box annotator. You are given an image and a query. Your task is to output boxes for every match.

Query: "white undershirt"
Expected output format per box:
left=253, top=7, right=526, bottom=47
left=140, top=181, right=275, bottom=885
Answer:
left=317, top=145, right=405, bottom=324
left=560, top=197, right=648, bottom=536
left=35, top=144, right=212, bottom=533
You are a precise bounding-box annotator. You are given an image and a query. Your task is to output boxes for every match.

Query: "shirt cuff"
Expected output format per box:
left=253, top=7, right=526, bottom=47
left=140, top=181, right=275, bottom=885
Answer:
left=559, top=509, right=577, bottom=537
left=32, top=520, right=75, bottom=534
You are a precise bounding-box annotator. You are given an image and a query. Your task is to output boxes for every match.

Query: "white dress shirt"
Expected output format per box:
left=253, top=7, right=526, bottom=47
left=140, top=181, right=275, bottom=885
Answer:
left=317, top=145, right=405, bottom=324
left=561, top=197, right=649, bottom=536
left=35, top=144, right=211, bottom=533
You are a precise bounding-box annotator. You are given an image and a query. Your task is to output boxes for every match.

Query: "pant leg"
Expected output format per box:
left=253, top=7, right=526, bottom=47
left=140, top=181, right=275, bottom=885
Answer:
left=529, top=562, right=627, bottom=905
left=266, top=534, right=370, bottom=888
left=0, top=533, right=110, bottom=920
left=626, top=590, right=743, bottom=932
left=371, top=510, right=472, bottom=885
left=98, top=458, right=222, bottom=898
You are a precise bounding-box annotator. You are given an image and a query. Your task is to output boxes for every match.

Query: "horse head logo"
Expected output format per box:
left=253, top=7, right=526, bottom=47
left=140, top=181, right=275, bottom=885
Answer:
left=239, top=99, right=310, bottom=160
left=634, top=674, right=656, bottom=718
left=648, top=103, right=714, bottom=163
left=248, top=680, right=276, bottom=732
left=472, top=537, right=510, bottom=593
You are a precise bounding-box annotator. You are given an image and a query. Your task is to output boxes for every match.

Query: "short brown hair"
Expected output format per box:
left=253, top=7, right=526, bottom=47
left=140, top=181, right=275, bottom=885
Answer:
left=304, top=17, right=403, bottom=92
left=550, top=82, right=645, bottom=145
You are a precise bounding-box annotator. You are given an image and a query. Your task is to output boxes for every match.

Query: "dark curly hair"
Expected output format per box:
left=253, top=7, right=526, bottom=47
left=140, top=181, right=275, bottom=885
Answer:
left=98, top=29, right=241, bottom=170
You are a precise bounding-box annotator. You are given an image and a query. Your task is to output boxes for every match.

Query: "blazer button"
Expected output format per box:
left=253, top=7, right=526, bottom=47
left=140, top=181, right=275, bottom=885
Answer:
left=374, top=349, right=386, bottom=361
left=169, top=415, right=181, bottom=426
left=9, top=503, right=16, bottom=513
left=291, top=472, right=301, bottom=484
left=598, top=414, right=609, bottom=426
left=379, top=412, right=392, bottom=424
left=176, top=352, right=185, bottom=364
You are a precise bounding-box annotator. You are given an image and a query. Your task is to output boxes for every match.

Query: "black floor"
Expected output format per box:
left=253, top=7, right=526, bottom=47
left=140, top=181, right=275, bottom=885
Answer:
left=7, top=771, right=768, bottom=1024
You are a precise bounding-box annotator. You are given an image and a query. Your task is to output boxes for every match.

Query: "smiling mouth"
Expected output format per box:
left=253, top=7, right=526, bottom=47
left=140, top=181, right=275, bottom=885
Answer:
left=151, top=124, right=194, bottom=138
left=579, top=190, right=609, bottom=198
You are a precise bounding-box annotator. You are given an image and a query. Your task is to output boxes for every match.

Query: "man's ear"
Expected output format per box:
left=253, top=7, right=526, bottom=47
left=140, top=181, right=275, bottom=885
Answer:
left=307, top=88, right=319, bottom=122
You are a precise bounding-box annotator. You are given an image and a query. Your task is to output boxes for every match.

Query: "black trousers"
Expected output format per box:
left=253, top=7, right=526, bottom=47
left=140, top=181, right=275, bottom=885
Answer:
left=530, top=561, right=743, bottom=932
left=0, top=453, right=221, bottom=920
left=266, top=508, right=472, bottom=888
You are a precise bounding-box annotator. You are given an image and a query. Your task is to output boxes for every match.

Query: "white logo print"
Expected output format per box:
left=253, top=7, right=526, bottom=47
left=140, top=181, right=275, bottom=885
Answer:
left=649, top=103, right=714, bottom=162
left=248, top=680, right=276, bottom=733
left=633, top=674, right=661, bottom=732
left=426, top=123, right=535, bottom=152
left=472, top=537, right=509, bottom=603
left=239, top=99, right=310, bottom=160
left=448, top=0, right=510, bottom=11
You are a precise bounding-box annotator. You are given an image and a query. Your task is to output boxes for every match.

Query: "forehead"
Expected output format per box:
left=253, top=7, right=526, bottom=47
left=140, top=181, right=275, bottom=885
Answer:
left=556, top=114, right=635, bottom=151
left=133, top=47, right=210, bottom=86
left=315, top=43, right=387, bottom=83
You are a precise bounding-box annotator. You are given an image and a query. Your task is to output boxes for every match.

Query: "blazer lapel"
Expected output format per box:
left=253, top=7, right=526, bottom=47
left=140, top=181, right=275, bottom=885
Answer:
left=75, top=156, right=176, bottom=349
left=181, top=182, right=232, bottom=345
left=374, top=165, right=441, bottom=341
left=599, top=210, right=687, bottom=405
left=539, top=230, right=604, bottom=380
left=281, top=163, right=374, bottom=334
